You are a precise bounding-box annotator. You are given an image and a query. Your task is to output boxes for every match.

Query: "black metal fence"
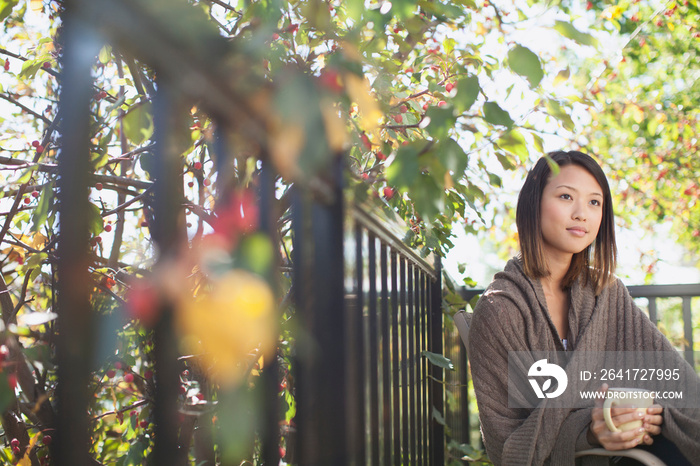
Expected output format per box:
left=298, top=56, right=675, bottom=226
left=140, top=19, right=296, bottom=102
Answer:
left=52, top=1, right=466, bottom=465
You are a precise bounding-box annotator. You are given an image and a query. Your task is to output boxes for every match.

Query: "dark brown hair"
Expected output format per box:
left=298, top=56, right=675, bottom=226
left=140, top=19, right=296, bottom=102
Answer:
left=516, top=150, right=617, bottom=294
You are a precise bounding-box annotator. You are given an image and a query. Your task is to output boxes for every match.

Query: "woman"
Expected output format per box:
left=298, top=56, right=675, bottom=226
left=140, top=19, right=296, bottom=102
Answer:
left=467, top=151, right=700, bottom=465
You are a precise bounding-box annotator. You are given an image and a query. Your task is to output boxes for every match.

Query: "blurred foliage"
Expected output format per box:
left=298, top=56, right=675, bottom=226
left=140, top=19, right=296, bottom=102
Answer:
left=0, top=0, right=696, bottom=464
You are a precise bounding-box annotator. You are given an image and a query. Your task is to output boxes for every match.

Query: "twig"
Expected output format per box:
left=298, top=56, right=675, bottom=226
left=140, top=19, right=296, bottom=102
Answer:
left=0, top=93, right=52, bottom=125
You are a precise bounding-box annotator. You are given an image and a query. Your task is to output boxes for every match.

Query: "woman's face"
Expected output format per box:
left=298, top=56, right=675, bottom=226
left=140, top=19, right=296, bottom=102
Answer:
left=540, top=164, right=604, bottom=260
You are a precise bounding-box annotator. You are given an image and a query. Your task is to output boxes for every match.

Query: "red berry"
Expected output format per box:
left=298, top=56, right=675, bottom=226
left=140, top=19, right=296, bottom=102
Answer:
left=188, top=181, right=194, bottom=188
left=106, top=369, right=116, bottom=378
left=141, top=220, right=148, bottom=227
left=31, top=140, right=40, bottom=148
left=123, top=373, right=134, bottom=383
left=36, top=144, right=44, bottom=153
left=422, top=103, right=429, bottom=111
left=399, top=105, right=408, bottom=113
left=203, top=178, right=211, bottom=186
left=130, top=410, right=138, bottom=417
left=272, top=33, right=280, bottom=40
left=31, top=190, right=39, bottom=198
left=43, top=61, right=50, bottom=69
left=361, top=173, right=369, bottom=180
left=631, top=14, right=639, bottom=22
left=392, top=114, right=403, bottom=124
left=361, top=133, right=371, bottom=149
left=139, top=420, right=148, bottom=428
left=193, top=161, right=202, bottom=170
left=114, top=361, right=123, bottom=370
left=10, top=438, right=19, bottom=448
left=98, top=90, right=108, bottom=99
left=42, top=435, right=52, bottom=446
left=376, top=151, right=386, bottom=161
left=0, top=345, right=9, bottom=362
left=3, top=60, right=9, bottom=71
left=445, top=82, right=454, bottom=92
left=179, top=385, right=187, bottom=395
left=8, top=373, right=17, bottom=389
left=383, top=187, right=395, bottom=199
left=24, top=197, right=31, bottom=204
left=406, top=67, right=414, bottom=73
left=104, top=224, right=112, bottom=232
left=144, top=369, right=153, bottom=379
left=586, top=1, right=593, bottom=10
left=437, top=100, right=447, bottom=107
left=95, top=182, right=103, bottom=190
left=12, top=446, right=20, bottom=456
left=656, top=19, right=663, bottom=26
left=280, top=446, right=286, bottom=458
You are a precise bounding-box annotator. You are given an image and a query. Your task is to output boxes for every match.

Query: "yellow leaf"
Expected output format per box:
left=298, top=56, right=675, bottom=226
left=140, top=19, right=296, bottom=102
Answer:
left=444, top=171, right=454, bottom=190
left=553, top=67, right=570, bottom=87
left=29, top=0, right=42, bottom=12
left=624, top=104, right=645, bottom=124
left=344, top=73, right=383, bottom=140
left=18, top=435, right=40, bottom=465
left=269, top=122, right=305, bottom=180
left=321, top=99, right=349, bottom=152
left=176, top=270, right=276, bottom=388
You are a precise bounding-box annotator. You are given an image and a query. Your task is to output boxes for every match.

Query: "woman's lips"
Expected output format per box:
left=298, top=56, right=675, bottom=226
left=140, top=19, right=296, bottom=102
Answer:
left=567, top=227, right=587, bottom=237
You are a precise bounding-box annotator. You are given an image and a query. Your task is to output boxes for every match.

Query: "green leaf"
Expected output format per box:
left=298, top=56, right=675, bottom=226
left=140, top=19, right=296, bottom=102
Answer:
left=425, top=106, right=456, bottom=141
left=439, top=138, right=469, bottom=176
left=422, top=350, right=454, bottom=370
left=507, top=45, right=543, bottom=88
left=0, top=372, right=13, bottom=413
left=552, top=20, right=599, bottom=47
left=432, top=406, right=446, bottom=425
left=98, top=45, right=112, bottom=64
left=454, top=75, right=480, bottom=114
left=545, top=99, right=574, bottom=131
left=497, top=129, right=528, bottom=163
left=385, top=144, right=419, bottom=189
left=123, top=103, right=154, bottom=145
left=483, top=101, right=514, bottom=128
left=0, top=0, right=19, bottom=22
left=31, top=183, right=53, bottom=232
left=18, top=58, right=43, bottom=80
left=87, top=202, right=104, bottom=236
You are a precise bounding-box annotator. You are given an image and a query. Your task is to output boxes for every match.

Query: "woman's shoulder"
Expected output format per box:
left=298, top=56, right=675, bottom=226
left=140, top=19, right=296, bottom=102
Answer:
left=472, top=258, right=533, bottom=327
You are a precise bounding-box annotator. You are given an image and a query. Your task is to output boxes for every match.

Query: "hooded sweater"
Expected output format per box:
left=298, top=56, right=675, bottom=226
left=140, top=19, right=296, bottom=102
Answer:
left=468, top=257, right=700, bottom=465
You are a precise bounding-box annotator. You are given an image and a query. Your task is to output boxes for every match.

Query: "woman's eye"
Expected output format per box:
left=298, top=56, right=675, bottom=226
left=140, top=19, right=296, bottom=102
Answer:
left=559, top=194, right=572, bottom=200
left=590, top=199, right=601, bottom=206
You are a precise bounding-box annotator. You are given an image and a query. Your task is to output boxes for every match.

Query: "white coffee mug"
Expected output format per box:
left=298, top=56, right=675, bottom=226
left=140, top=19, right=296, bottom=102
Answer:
left=603, top=387, right=653, bottom=434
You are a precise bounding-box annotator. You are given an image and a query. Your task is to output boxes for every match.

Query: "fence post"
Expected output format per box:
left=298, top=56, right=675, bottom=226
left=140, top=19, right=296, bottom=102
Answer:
left=292, top=157, right=348, bottom=465
left=151, top=80, right=186, bottom=465
left=429, top=256, right=445, bottom=464
left=54, top=8, right=102, bottom=465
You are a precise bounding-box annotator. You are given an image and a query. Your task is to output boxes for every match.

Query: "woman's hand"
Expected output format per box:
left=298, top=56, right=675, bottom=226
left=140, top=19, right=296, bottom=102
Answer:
left=588, top=384, right=664, bottom=449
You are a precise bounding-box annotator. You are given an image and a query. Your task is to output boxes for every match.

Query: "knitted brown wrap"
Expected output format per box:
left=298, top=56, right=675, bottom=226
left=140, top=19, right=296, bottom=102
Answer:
left=468, top=258, right=700, bottom=465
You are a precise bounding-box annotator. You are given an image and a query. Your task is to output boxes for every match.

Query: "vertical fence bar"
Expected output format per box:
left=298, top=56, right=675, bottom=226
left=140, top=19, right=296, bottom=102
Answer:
left=415, top=269, right=423, bottom=465
left=460, top=338, right=470, bottom=444
left=430, top=257, right=445, bottom=464
left=259, top=160, right=280, bottom=466
left=421, top=272, right=429, bottom=464
left=54, top=8, right=101, bottom=465
left=682, top=297, right=694, bottom=367
left=349, top=222, right=366, bottom=465
left=400, top=258, right=409, bottom=463
left=368, top=233, right=380, bottom=465
left=407, top=265, right=416, bottom=463
left=391, top=251, right=401, bottom=465
left=380, top=243, right=392, bottom=466
left=151, top=80, right=186, bottom=466
left=292, top=157, right=348, bottom=465
left=648, top=297, right=658, bottom=325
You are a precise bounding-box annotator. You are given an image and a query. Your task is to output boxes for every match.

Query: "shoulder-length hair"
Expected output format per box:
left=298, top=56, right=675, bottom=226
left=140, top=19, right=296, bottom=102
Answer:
left=516, top=150, right=617, bottom=294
